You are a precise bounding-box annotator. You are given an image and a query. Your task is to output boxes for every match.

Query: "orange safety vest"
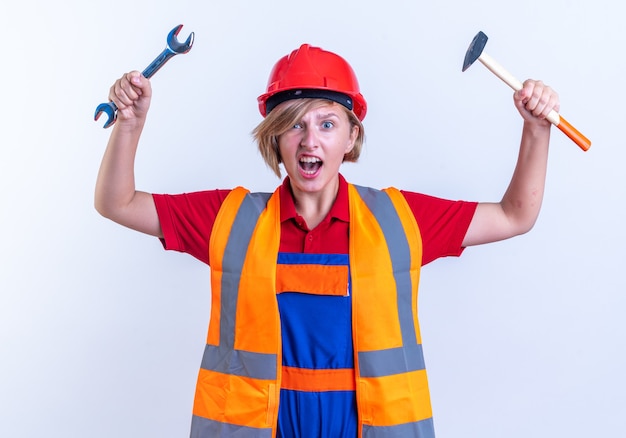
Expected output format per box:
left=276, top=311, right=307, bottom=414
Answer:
left=190, top=184, right=435, bottom=438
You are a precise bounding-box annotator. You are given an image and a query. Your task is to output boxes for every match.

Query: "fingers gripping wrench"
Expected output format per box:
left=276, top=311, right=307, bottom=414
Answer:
left=94, top=24, right=194, bottom=129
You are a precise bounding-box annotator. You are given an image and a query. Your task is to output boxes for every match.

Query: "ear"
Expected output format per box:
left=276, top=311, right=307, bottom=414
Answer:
left=345, top=125, right=359, bottom=153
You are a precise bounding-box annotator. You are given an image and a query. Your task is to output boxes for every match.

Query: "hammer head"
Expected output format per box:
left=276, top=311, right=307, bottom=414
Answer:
left=462, top=31, right=488, bottom=72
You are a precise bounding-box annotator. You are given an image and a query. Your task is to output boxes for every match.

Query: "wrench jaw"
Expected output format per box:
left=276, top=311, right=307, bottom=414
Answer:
left=94, top=102, right=118, bottom=129
left=166, top=24, right=194, bottom=54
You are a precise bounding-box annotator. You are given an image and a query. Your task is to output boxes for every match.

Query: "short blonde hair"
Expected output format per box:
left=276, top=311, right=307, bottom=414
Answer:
left=252, top=99, right=365, bottom=178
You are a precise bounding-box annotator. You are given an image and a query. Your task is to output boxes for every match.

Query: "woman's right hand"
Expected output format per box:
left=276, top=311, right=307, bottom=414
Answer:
left=108, top=71, right=152, bottom=128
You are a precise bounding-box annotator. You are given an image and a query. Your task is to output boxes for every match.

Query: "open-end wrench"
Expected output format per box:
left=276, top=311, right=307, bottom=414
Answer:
left=94, top=24, right=194, bottom=129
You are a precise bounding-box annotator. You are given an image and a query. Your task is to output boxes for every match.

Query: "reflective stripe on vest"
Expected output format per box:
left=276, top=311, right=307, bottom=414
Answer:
left=350, top=185, right=433, bottom=437
left=353, top=185, right=425, bottom=377
left=202, top=190, right=275, bottom=380
left=191, top=184, right=435, bottom=438
left=192, top=188, right=281, bottom=437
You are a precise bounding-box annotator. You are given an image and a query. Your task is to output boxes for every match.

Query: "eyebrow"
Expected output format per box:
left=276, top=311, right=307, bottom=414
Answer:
left=316, top=112, right=340, bottom=119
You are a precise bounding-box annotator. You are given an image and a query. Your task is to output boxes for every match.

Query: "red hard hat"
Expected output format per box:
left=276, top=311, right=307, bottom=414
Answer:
left=257, top=44, right=367, bottom=121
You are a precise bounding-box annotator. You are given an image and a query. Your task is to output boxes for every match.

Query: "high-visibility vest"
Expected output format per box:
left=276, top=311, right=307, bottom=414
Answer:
left=190, top=183, right=435, bottom=438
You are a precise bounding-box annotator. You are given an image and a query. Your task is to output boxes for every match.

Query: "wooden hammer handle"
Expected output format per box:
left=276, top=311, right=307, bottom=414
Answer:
left=478, top=52, right=591, bottom=151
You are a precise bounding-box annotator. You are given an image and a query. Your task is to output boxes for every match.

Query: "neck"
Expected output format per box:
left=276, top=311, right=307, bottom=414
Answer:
left=290, top=177, right=339, bottom=230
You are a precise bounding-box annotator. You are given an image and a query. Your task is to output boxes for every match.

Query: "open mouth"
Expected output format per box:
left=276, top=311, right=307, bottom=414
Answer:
left=299, top=156, right=322, bottom=175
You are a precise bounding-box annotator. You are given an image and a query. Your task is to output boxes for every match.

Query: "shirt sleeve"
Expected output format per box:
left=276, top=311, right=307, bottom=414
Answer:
left=400, top=190, right=478, bottom=266
left=152, top=190, right=231, bottom=265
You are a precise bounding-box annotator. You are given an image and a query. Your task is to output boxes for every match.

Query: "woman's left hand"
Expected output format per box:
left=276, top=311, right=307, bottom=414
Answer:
left=514, top=79, right=560, bottom=126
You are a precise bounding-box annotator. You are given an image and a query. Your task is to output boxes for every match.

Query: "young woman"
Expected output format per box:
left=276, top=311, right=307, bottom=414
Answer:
left=95, top=44, right=559, bottom=438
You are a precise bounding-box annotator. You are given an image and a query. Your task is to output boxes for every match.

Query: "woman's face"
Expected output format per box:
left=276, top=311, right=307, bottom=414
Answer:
left=277, top=102, right=358, bottom=196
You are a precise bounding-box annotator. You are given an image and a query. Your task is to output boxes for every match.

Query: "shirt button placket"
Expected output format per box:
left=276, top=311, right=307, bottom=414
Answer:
left=305, top=232, right=315, bottom=252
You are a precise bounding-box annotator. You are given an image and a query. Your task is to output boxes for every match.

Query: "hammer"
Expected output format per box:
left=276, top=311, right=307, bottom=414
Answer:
left=462, top=31, right=591, bottom=151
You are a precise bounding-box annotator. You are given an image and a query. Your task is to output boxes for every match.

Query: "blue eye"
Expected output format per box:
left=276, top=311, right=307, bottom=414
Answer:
left=322, top=121, right=334, bottom=129
left=293, top=123, right=302, bottom=129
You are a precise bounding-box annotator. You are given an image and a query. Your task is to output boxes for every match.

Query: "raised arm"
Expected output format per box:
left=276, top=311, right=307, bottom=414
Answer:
left=462, top=79, right=559, bottom=247
left=94, top=71, right=162, bottom=238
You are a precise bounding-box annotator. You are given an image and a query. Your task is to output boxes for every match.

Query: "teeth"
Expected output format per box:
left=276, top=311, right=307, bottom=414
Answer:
left=299, top=156, right=321, bottom=163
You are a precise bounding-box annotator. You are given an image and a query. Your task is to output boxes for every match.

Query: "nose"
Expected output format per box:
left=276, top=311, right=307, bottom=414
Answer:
left=300, top=126, right=319, bottom=149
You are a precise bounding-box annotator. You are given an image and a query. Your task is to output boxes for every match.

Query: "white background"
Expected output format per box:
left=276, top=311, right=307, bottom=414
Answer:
left=1, top=1, right=624, bottom=437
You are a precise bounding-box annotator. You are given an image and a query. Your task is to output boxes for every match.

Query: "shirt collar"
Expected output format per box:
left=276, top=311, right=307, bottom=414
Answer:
left=279, top=173, right=350, bottom=224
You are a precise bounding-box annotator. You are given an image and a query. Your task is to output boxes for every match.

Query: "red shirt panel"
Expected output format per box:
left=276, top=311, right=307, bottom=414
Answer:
left=152, top=174, right=477, bottom=265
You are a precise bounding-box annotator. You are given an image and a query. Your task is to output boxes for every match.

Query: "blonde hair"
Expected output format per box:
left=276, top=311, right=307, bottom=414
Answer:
left=252, top=99, right=365, bottom=178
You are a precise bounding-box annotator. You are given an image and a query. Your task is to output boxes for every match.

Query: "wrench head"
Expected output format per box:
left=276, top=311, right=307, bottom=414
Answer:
left=167, top=24, right=194, bottom=54
left=462, top=31, right=488, bottom=72
left=94, top=102, right=118, bottom=129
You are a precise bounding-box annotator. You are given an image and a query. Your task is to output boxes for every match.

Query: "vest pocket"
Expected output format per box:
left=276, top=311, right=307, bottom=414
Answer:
left=266, top=383, right=278, bottom=427
left=358, top=380, right=372, bottom=424
left=276, top=260, right=349, bottom=296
